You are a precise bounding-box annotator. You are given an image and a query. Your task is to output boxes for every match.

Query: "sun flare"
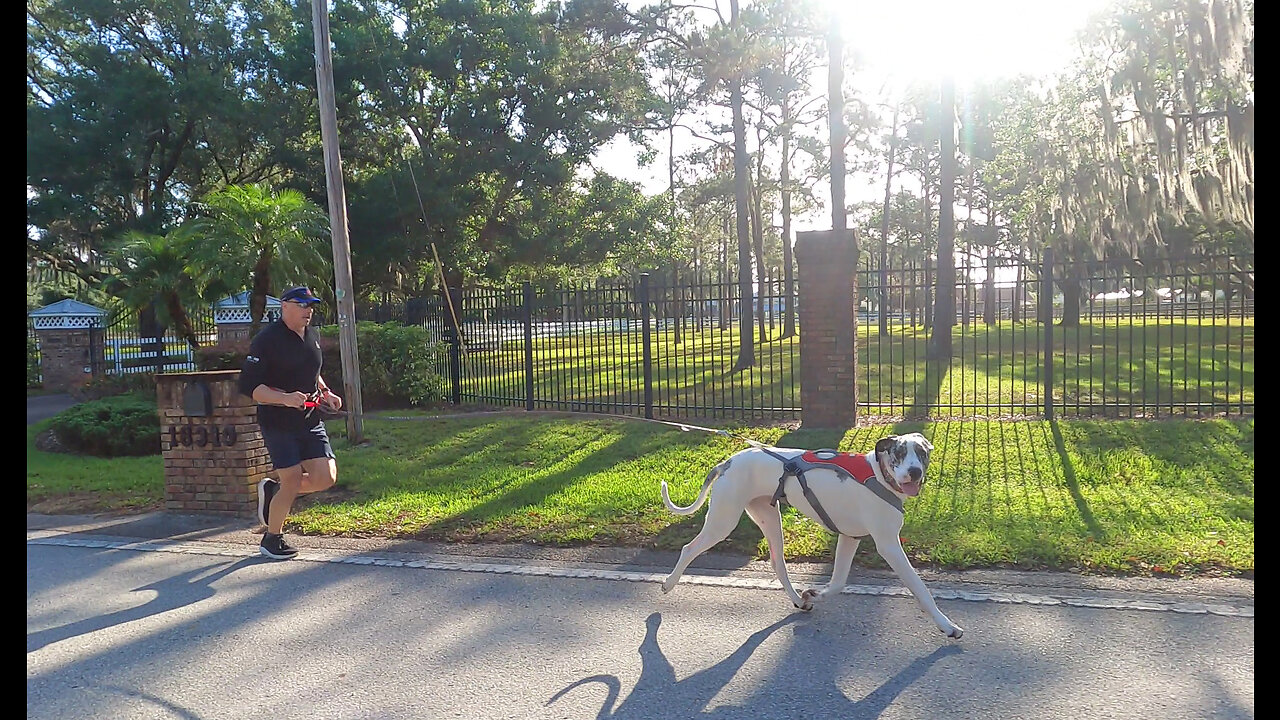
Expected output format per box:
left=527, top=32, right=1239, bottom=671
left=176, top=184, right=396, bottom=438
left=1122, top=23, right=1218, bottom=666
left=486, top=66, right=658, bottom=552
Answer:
left=820, top=0, right=1118, bottom=89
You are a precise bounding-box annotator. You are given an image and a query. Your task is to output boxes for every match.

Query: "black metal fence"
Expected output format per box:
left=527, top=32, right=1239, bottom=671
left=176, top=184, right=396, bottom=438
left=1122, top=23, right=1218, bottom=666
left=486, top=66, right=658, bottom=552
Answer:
left=96, top=302, right=217, bottom=375
left=360, top=252, right=1252, bottom=421
left=859, top=251, right=1253, bottom=419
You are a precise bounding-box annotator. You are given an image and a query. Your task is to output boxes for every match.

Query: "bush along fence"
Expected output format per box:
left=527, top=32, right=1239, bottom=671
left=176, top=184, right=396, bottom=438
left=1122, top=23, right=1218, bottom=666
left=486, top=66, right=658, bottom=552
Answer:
left=361, top=249, right=1252, bottom=422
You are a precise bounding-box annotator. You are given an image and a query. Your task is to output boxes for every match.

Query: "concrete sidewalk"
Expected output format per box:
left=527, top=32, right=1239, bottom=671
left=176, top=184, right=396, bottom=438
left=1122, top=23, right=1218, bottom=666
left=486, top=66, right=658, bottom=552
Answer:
left=26, top=511, right=1254, bottom=610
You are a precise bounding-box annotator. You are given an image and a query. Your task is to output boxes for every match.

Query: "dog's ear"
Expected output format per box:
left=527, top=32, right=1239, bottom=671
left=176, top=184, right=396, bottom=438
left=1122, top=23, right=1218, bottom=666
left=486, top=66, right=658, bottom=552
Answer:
left=920, top=435, right=934, bottom=453
left=875, top=436, right=897, bottom=458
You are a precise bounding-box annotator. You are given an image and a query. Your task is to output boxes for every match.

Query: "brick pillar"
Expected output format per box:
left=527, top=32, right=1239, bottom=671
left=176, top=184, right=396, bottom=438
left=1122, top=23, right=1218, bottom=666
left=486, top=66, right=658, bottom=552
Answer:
left=157, top=370, right=273, bottom=517
left=795, top=229, right=859, bottom=428
left=33, top=327, right=101, bottom=389
left=29, top=300, right=107, bottom=392
left=33, top=328, right=104, bottom=392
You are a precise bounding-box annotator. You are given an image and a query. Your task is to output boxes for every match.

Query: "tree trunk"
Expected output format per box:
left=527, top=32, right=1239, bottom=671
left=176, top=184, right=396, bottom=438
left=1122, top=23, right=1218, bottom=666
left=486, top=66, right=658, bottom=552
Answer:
left=1012, top=257, right=1024, bottom=324
left=983, top=253, right=996, bottom=325
left=138, top=303, right=167, bottom=375
left=924, top=251, right=933, bottom=329
left=1060, top=274, right=1082, bottom=326
left=930, top=78, right=956, bottom=359
left=669, top=120, right=682, bottom=346
left=730, top=0, right=754, bottom=371
left=879, top=102, right=900, bottom=336
left=165, top=294, right=200, bottom=350
left=781, top=103, right=796, bottom=338
left=962, top=162, right=975, bottom=327
left=750, top=163, right=768, bottom=344
left=719, top=213, right=730, bottom=331
left=249, top=254, right=273, bottom=336
left=922, top=161, right=934, bottom=329
left=985, top=185, right=998, bottom=326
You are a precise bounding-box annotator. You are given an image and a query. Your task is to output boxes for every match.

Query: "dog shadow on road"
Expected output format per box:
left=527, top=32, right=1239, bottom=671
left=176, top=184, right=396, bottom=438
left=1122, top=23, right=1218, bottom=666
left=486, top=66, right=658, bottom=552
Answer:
left=547, top=611, right=798, bottom=720
left=548, top=612, right=962, bottom=719
left=27, top=557, right=263, bottom=654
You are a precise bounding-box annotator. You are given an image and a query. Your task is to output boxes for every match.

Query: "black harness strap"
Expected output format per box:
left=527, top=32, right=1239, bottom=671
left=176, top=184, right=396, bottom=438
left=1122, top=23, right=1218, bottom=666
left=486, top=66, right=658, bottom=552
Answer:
left=760, top=447, right=904, bottom=536
left=761, top=447, right=844, bottom=534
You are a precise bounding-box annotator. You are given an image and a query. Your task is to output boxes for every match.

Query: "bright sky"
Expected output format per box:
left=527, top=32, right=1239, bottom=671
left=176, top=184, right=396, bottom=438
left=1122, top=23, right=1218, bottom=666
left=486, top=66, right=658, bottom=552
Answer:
left=593, top=0, right=1119, bottom=234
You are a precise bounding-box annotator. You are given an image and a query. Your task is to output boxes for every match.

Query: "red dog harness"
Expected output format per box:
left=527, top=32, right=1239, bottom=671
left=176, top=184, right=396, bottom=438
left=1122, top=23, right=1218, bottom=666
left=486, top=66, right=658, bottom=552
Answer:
left=762, top=447, right=904, bottom=535
left=800, top=450, right=877, bottom=482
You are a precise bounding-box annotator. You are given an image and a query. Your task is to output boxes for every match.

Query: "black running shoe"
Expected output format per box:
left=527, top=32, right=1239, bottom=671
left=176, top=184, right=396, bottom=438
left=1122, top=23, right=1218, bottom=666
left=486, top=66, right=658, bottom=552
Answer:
left=257, top=477, right=279, bottom=527
left=259, top=532, right=298, bottom=560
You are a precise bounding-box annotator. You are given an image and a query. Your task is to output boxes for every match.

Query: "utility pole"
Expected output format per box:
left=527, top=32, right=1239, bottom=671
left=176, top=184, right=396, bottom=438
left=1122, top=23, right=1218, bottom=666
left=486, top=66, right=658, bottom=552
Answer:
left=311, top=0, right=364, bottom=443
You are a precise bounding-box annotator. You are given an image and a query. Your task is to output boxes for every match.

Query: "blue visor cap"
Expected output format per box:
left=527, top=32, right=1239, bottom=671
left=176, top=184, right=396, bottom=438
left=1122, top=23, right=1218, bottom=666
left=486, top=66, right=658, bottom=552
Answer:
left=281, top=286, right=322, bottom=304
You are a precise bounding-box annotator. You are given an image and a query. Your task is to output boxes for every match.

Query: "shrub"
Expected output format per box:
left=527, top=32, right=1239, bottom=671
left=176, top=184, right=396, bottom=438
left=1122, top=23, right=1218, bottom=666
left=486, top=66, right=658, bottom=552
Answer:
left=195, top=323, right=446, bottom=409
left=77, top=371, right=159, bottom=401
left=319, top=322, right=447, bottom=408
left=196, top=339, right=252, bottom=371
left=27, top=336, right=41, bottom=389
left=49, top=394, right=160, bottom=457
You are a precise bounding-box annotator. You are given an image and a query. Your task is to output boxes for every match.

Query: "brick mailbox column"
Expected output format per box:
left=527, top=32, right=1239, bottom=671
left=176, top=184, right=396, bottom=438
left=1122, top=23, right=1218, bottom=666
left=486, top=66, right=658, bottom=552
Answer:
left=795, top=229, right=859, bottom=428
left=156, top=370, right=272, bottom=517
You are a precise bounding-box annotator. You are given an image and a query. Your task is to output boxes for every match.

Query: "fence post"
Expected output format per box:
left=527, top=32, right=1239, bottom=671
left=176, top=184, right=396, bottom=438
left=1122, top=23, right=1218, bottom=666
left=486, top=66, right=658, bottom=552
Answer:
left=1041, top=248, right=1054, bottom=419
left=523, top=281, right=535, bottom=411
left=639, top=272, right=653, bottom=419
left=446, top=285, right=462, bottom=405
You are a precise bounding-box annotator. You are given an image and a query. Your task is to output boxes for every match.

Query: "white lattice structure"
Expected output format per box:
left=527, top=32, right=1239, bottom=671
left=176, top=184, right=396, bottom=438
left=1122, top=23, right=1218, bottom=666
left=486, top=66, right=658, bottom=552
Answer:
left=27, top=299, right=106, bottom=329
left=213, top=292, right=282, bottom=325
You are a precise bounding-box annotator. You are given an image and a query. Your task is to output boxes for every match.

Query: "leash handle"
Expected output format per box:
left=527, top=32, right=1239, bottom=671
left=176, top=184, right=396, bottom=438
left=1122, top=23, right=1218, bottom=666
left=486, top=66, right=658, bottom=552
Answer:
left=267, top=387, right=347, bottom=417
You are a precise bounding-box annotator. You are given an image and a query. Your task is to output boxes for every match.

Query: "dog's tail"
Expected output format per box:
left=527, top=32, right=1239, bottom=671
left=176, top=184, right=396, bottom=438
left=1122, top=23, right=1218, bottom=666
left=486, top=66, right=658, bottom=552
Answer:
left=661, top=458, right=730, bottom=515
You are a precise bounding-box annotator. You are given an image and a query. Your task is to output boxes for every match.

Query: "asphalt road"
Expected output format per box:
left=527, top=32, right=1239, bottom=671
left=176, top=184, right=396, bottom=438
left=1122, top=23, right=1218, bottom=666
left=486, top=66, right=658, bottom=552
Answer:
left=27, top=393, right=80, bottom=425
left=27, top=513, right=1253, bottom=720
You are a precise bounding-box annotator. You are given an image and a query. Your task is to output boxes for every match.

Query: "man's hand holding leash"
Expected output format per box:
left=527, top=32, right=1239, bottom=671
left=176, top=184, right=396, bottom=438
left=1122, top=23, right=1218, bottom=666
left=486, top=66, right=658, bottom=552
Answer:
left=265, top=387, right=345, bottom=417
left=318, top=387, right=342, bottom=411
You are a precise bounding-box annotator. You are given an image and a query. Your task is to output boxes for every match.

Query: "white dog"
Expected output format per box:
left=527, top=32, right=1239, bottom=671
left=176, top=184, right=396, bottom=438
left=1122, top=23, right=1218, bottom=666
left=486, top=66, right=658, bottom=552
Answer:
left=660, top=433, right=963, bottom=639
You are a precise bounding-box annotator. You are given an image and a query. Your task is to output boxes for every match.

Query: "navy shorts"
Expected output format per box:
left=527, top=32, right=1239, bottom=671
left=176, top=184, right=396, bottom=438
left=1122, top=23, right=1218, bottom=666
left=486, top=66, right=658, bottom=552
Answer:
left=261, top=424, right=335, bottom=471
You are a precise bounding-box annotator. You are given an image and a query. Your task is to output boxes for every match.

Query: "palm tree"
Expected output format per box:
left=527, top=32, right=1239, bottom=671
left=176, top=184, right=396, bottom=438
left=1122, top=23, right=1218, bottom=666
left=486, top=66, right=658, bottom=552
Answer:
left=184, top=183, right=332, bottom=335
left=103, top=231, right=206, bottom=373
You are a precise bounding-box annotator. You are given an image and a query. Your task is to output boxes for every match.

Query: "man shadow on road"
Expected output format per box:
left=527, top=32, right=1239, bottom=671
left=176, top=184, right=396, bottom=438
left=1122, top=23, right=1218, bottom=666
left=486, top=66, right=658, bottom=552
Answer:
left=27, top=556, right=264, bottom=653
left=548, top=611, right=962, bottom=719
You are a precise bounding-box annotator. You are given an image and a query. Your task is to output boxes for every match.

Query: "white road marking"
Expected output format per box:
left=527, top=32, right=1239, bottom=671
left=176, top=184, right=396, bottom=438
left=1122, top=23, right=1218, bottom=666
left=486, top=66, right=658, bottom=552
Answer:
left=27, top=531, right=1252, bottom=618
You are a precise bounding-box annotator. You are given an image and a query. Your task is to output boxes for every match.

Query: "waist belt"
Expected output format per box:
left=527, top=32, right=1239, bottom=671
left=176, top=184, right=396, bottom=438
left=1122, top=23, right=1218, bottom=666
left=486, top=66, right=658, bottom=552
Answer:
left=760, top=447, right=904, bottom=535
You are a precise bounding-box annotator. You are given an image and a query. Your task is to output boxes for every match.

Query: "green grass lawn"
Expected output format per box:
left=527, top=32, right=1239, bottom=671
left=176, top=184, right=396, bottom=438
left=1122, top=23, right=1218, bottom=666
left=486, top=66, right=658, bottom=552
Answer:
left=26, top=422, right=164, bottom=513
left=452, top=317, right=1253, bottom=418
left=27, top=412, right=1253, bottom=577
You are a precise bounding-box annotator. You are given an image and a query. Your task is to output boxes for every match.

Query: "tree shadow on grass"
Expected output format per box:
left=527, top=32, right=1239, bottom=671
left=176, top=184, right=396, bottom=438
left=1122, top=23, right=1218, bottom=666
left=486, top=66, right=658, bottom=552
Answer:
left=411, top=421, right=718, bottom=541
left=651, top=512, right=764, bottom=557
left=1048, top=419, right=1105, bottom=541
left=904, top=357, right=950, bottom=420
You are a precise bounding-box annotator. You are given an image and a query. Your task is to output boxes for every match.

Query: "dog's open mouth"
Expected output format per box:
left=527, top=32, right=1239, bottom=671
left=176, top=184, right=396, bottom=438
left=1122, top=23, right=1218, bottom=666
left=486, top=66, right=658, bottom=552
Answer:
left=898, top=480, right=921, bottom=497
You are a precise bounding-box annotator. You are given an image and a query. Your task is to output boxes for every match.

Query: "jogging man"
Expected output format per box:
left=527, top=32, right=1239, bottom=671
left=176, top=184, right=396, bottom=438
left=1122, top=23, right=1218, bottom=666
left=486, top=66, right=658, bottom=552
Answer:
left=238, top=286, right=343, bottom=560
